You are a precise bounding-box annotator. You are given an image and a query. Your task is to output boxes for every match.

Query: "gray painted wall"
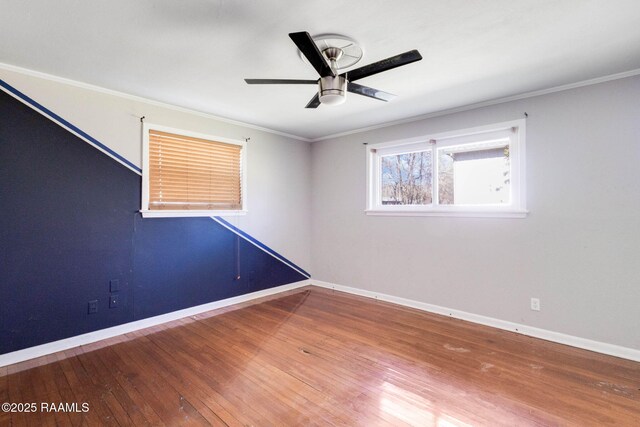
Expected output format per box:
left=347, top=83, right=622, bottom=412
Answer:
left=311, top=75, right=640, bottom=350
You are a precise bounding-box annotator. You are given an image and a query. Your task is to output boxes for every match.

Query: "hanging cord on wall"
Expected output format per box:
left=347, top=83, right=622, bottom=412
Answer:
left=235, top=228, right=241, bottom=281
left=234, top=203, right=241, bottom=281
left=234, top=136, right=251, bottom=282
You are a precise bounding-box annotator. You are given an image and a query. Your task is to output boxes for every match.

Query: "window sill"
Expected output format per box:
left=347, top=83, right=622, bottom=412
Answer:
left=140, top=209, right=247, bottom=218
left=365, top=209, right=528, bottom=218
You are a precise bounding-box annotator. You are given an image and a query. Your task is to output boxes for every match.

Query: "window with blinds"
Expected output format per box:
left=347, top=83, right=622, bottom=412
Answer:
left=145, top=128, right=244, bottom=212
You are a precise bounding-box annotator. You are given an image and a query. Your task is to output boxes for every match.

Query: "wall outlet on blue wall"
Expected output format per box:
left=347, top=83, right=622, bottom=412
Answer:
left=109, top=294, right=119, bottom=309
left=88, top=300, right=98, bottom=314
left=110, top=279, right=119, bottom=292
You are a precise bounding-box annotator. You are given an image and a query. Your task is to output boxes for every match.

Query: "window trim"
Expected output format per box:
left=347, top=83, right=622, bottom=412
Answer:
left=140, top=123, right=247, bottom=218
left=365, top=119, right=527, bottom=218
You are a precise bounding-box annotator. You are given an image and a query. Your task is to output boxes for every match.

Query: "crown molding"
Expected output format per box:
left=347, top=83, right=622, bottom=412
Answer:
left=2, top=61, right=639, bottom=143
left=310, top=68, right=640, bottom=142
left=0, top=62, right=312, bottom=142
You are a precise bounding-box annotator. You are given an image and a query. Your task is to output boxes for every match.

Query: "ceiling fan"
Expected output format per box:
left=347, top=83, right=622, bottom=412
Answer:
left=245, top=31, right=423, bottom=108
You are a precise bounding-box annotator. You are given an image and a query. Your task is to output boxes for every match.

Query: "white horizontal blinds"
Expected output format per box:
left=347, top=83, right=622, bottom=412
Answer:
left=148, top=130, right=242, bottom=210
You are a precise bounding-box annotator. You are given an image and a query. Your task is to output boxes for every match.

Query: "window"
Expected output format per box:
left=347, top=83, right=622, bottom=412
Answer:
left=366, top=120, right=526, bottom=217
left=141, top=124, right=246, bottom=218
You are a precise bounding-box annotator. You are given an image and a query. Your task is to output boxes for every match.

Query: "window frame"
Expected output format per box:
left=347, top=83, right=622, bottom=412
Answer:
left=366, top=119, right=527, bottom=218
left=140, top=123, right=247, bottom=218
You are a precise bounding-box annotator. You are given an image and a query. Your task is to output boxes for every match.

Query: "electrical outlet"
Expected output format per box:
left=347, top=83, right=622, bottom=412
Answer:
left=530, top=298, right=541, bottom=311
left=109, top=293, right=119, bottom=309
left=88, top=300, right=98, bottom=314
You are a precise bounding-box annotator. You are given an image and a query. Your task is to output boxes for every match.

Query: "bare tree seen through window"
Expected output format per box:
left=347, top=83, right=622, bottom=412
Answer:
left=379, top=144, right=510, bottom=206
left=381, top=151, right=432, bottom=205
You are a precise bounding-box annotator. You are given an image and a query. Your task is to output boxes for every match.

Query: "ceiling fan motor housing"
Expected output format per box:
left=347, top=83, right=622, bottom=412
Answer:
left=319, top=75, right=347, bottom=105
left=246, top=32, right=422, bottom=108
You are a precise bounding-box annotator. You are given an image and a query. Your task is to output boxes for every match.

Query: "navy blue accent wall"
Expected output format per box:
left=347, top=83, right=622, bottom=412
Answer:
left=0, top=90, right=306, bottom=355
left=132, top=216, right=305, bottom=320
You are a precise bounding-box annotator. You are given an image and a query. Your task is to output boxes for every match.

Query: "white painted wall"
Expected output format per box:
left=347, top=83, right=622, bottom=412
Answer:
left=0, top=68, right=312, bottom=271
left=311, top=75, right=640, bottom=350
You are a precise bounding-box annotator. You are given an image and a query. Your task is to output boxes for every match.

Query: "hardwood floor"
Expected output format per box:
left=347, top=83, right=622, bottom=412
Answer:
left=1, top=286, right=639, bottom=426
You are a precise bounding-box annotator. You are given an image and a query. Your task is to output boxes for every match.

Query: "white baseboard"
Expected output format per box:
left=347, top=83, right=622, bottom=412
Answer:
left=310, top=279, right=640, bottom=363
left=0, top=280, right=311, bottom=368
left=4, top=278, right=638, bottom=367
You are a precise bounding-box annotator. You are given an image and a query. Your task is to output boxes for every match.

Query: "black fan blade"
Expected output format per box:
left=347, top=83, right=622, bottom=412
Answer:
left=347, top=82, right=396, bottom=102
left=289, top=31, right=335, bottom=77
left=341, top=50, right=422, bottom=82
left=245, top=79, right=317, bottom=85
left=305, top=93, right=321, bottom=108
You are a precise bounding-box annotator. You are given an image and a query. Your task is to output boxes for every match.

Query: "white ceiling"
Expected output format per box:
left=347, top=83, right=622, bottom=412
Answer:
left=1, top=0, right=640, bottom=140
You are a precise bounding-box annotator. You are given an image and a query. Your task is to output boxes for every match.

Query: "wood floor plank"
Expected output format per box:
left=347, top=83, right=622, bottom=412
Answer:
left=93, top=347, right=166, bottom=426
left=209, top=306, right=416, bottom=425
left=218, top=296, right=537, bottom=425
left=251, top=293, right=631, bottom=423
left=289, top=291, right=639, bottom=423
left=177, top=315, right=381, bottom=426
left=80, top=347, right=150, bottom=426
left=305, top=289, right=640, bottom=384
left=107, top=335, right=211, bottom=426
left=1, top=286, right=639, bottom=426
left=54, top=350, right=107, bottom=426
left=145, top=325, right=319, bottom=426
left=119, top=330, right=236, bottom=426
left=76, top=350, right=136, bottom=426
left=221, top=304, right=509, bottom=424
left=47, top=354, right=87, bottom=427
left=63, top=347, right=119, bottom=426
left=6, top=370, right=31, bottom=427
left=33, top=357, right=72, bottom=426
left=132, top=331, right=265, bottom=425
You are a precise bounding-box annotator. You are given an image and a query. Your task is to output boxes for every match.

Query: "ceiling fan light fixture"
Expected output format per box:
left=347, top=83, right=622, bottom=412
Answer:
left=319, top=75, right=347, bottom=106
left=245, top=31, right=422, bottom=108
